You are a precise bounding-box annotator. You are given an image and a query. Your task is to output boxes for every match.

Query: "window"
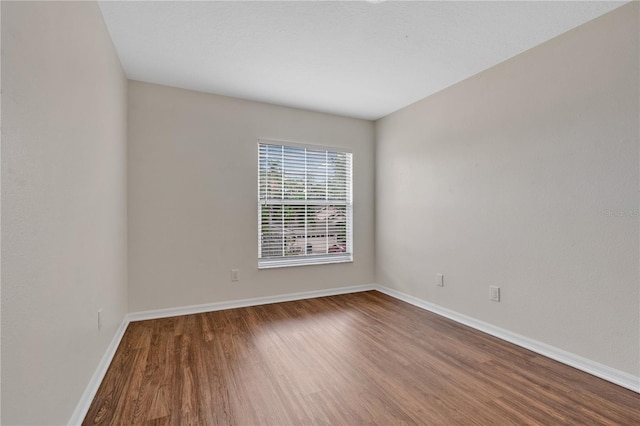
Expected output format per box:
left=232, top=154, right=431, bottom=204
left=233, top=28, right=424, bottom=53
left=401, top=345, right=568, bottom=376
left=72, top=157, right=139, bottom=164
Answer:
left=258, top=140, right=353, bottom=268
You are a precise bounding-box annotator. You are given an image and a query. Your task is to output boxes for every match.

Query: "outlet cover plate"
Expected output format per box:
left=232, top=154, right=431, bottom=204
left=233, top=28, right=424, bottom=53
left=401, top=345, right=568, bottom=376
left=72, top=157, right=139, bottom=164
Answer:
left=490, top=286, right=500, bottom=302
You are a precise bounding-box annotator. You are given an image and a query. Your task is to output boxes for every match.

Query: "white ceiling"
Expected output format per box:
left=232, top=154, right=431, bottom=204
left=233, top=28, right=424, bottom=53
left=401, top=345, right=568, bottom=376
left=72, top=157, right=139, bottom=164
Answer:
left=99, top=1, right=626, bottom=120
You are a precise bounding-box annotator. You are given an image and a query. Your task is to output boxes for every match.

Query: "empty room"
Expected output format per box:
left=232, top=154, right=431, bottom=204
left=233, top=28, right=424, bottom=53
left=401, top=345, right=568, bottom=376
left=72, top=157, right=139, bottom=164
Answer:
left=1, top=0, right=639, bottom=425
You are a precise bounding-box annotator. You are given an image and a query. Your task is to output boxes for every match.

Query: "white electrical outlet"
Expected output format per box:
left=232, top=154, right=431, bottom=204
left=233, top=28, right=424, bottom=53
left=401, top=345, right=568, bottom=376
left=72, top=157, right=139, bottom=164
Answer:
left=98, top=309, right=103, bottom=331
left=490, top=286, right=501, bottom=302
left=436, top=273, right=444, bottom=287
left=231, top=269, right=239, bottom=282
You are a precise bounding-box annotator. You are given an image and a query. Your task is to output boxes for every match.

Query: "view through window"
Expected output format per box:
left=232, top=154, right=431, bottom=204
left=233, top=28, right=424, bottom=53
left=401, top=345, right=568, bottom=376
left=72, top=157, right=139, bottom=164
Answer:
left=258, top=140, right=353, bottom=268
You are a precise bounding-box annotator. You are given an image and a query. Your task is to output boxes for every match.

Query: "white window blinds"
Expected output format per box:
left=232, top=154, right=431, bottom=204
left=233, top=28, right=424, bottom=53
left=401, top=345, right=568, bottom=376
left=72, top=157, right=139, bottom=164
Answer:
left=258, top=140, right=353, bottom=268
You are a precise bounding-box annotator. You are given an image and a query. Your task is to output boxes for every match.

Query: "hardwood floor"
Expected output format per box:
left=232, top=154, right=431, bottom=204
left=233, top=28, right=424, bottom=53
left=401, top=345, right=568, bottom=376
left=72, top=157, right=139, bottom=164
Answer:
left=83, top=291, right=639, bottom=425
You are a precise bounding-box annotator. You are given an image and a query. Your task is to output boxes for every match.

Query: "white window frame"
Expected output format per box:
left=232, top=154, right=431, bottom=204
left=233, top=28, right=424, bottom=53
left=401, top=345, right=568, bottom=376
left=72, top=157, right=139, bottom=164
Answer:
left=258, top=139, right=353, bottom=269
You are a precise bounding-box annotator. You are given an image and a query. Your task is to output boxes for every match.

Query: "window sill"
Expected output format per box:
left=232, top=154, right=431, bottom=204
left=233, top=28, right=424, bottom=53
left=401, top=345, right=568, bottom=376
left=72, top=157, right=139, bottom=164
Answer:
left=258, top=254, right=353, bottom=269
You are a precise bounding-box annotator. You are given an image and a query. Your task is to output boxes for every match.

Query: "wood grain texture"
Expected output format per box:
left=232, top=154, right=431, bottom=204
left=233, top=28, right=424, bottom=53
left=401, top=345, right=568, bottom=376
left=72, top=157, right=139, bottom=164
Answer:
left=84, top=291, right=640, bottom=425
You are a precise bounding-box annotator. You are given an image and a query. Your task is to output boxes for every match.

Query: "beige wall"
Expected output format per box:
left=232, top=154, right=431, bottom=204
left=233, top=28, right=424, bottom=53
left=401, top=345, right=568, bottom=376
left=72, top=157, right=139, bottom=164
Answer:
left=1, top=2, right=128, bottom=424
left=127, top=81, right=375, bottom=312
left=376, top=3, right=639, bottom=376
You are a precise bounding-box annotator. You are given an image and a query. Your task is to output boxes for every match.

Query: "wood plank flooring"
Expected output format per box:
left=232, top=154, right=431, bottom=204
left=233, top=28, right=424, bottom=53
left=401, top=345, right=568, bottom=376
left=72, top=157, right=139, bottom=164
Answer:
left=83, top=291, right=639, bottom=425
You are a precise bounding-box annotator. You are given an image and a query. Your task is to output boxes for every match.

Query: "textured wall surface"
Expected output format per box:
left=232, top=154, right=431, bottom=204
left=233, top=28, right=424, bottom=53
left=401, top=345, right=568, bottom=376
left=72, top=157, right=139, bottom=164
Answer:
left=376, top=3, right=639, bottom=375
left=127, top=81, right=375, bottom=312
left=1, top=2, right=128, bottom=424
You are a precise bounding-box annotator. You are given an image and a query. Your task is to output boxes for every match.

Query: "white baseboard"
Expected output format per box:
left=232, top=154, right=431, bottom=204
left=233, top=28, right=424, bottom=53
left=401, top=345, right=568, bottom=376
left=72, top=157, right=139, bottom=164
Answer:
left=374, top=284, right=640, bottom=393
left=69, top=282, right=637, bottom=424
left=69, top=284, right=375, bottom=424
left=68, top=317, right=130, bottom=425
left=127, top=284, right=376, bottom=322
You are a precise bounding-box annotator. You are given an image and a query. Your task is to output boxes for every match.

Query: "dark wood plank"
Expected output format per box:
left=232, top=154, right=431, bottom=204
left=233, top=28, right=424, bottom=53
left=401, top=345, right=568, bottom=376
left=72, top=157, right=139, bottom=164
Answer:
left=83, top=291, right=640, bottom=425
